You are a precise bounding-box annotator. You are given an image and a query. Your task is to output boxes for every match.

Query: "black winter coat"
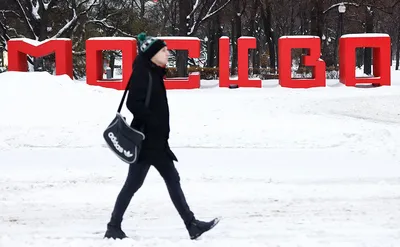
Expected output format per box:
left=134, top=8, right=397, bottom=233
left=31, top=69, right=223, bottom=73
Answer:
left=126, top=54, right=178, bottom=164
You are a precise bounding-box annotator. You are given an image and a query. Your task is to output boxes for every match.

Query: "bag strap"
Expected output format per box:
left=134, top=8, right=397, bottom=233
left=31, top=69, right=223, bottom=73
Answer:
left=117, top=71, right=153, bottom=113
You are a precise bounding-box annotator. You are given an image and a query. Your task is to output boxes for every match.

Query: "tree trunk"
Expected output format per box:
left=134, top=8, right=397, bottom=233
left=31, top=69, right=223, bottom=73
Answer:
left=274, top=30, right=278, bottom=72
left=310, top=0, right=324, bottom=71
left=248, top=0, right=259, bottom=72
left=289, top=0, right=295, bottom=35
left=215, top=13, right=223, bottom=68
left=299, top=2, right=307, bottom=70
left=308, top=0, right=324, bottom=72
left=310, top=1, right=318, bottom=36
left=109, top=53, right=115, bottom=78
left=317, top=1, right=324, bottom=39
left=33, top=1, right=50, bottom=72
left=207, top=12, right=222, bottom=68
left=231, top=0, right=242, bottom=76
left=206, top=20, right=214, bottom=67
left=235, top=0, right=242, bottom=75
left=363, top=7, right=374, bottom=75
left=310, top=0, right=323, bottom=39
left=177, top=0, right=190, bottom=77
left=253, top=34, right=260, bottom=71
left=334, top=9, right=341, bottom=68
left=140, top=0, right=146, bottom=19
left=261, top=0, right=276, bottom=72
left=396, top=24, right=400, bottom=70
left=230, top=16, right=236, bottom=75
left=0, top=48, right=3, bottom=67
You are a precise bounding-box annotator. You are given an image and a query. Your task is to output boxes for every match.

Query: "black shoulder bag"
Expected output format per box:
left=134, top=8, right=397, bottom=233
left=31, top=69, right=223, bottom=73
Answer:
left=103, top=72, right=153, bottom=164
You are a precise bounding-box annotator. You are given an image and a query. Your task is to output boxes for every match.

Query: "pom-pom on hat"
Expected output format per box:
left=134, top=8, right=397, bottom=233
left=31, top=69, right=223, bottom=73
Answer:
left=137, top=32, right=167, bottom=60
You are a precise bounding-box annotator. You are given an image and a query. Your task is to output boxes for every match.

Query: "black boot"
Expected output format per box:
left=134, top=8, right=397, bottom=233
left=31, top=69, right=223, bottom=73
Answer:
left=104, top=223, right=128, bottom=240
left=186, top=217, right=220, bottom=240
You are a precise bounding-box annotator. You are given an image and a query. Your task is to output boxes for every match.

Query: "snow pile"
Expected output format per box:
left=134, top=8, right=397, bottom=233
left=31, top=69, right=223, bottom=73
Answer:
left=1, top=69, right=400, bottom=154
left=1, top=71, right=400, bottom=153
left=1, top=71, right=400, bottom=247
left=0, top=72, right=124, bottom=149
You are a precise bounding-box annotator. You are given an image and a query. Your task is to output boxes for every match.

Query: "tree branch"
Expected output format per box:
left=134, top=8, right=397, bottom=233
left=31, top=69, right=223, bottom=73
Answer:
left=13, top=0, right=38, bottom=39
left=72, top=50, right=86, bottom=56
left=46, top=0, right=57, bottom=10
left=132, top=0, right=141, bottom=10
left=77, top=0, right=91, bottom=10
left=0, top=10, right=22, bottom=18
left=30, top=0, right=40, bottom=20
left=0, top=19, right=10, bottom=49
left=80, top=0, right=99, bottom=15
left=86, top=19, right=134, bottom=37
left=188, top=0, right=233, bottom=36
left=51, top=0, right=98, bottom=39
left=201, top=0, right=233, bottom=23
left=188, top=0, right=200, bottom=17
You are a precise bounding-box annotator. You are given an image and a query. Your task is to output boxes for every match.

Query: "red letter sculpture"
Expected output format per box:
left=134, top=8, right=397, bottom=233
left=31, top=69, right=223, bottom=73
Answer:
left=339, top=34, right=391, bottom=86
left=7, top=38, right=73, bottom=79
left=86, top=38, right=137, bottom=90
left=158, top=37, right=201, bottom=89
left=278, top=36, right=326, bottom=88
left=219, top=36, right=262, bottom=88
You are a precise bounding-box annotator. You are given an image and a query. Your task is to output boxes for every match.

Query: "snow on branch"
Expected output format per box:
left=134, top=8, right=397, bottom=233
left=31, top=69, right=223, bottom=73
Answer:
left=202, top=0, right=219, bottom=20
left=363, top=2, right=397, bottom=15
left=51, top=9, right=77, bottom=39
left=77, top=0, right=96, bottom=11
left=187, top=0, right=233, bottom=36
left=14, top=0, right=38, bottom=40
left=30, top=0, right=40, bottom=20
left=51, top=0, right=98, bottom=39
left=0, top=20, right=10, bottom=49
left=72, top=50, right=86, bottom=56
left=0, top=10, right=22, bottom=18
left=132, top=0, right=141, bottom=10
left=0, top=37, right=7, bottom=50
left=44, top=0, right=56, bottom=10
left=81, top=0, right=99, bottom=15
left=86, top=19, right=133, bottom=37
left=188, top=0, right=200, bottom=18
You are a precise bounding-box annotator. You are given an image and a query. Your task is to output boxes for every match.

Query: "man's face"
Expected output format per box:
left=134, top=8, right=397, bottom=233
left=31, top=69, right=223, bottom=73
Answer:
left=152, top=46, right=169, bottom=66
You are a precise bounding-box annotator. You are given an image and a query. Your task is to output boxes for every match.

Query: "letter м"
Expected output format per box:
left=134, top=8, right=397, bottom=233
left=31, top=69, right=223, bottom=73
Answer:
left=7, top=38, right=73, bottom=79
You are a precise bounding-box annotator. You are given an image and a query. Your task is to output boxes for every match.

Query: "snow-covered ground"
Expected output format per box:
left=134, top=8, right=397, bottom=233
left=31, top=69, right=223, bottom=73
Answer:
left=1, top=71, right=400, bottom=247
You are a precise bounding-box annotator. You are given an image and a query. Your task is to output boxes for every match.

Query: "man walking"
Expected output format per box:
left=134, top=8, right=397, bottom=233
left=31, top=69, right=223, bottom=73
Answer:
left=104, top=33, right=219, bottom=240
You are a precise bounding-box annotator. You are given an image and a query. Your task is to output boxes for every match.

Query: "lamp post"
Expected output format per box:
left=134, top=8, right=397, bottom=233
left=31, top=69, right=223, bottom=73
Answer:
left=338, top=2, right=346, bottom=37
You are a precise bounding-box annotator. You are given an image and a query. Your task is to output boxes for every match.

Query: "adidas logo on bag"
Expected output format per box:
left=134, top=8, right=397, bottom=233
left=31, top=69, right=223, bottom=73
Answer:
left=108, top=132, right=134, bottom=158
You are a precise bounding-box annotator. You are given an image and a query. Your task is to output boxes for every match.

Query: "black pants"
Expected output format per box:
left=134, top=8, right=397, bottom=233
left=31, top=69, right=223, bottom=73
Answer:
left=109, top=159, right=195, bottom=227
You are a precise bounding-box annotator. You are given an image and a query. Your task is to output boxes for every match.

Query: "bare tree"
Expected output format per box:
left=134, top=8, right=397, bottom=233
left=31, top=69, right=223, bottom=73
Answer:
left=1, top=0, right=399, bottom=78
left=175, top=0, right=233, bottom=77
left=0, top=0, right=98, bottom=72
left=260, top=0, right=276, bottom=72
left=187, top=0, right=234, bottom=36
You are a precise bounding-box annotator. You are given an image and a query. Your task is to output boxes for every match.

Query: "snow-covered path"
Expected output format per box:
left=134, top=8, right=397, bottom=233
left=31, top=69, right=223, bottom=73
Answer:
left=1, top=147, right=400, bottom=247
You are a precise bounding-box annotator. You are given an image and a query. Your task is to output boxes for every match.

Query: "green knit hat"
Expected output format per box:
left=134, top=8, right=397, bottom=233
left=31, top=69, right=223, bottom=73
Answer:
left=137, top=32, right=166, bottom=59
